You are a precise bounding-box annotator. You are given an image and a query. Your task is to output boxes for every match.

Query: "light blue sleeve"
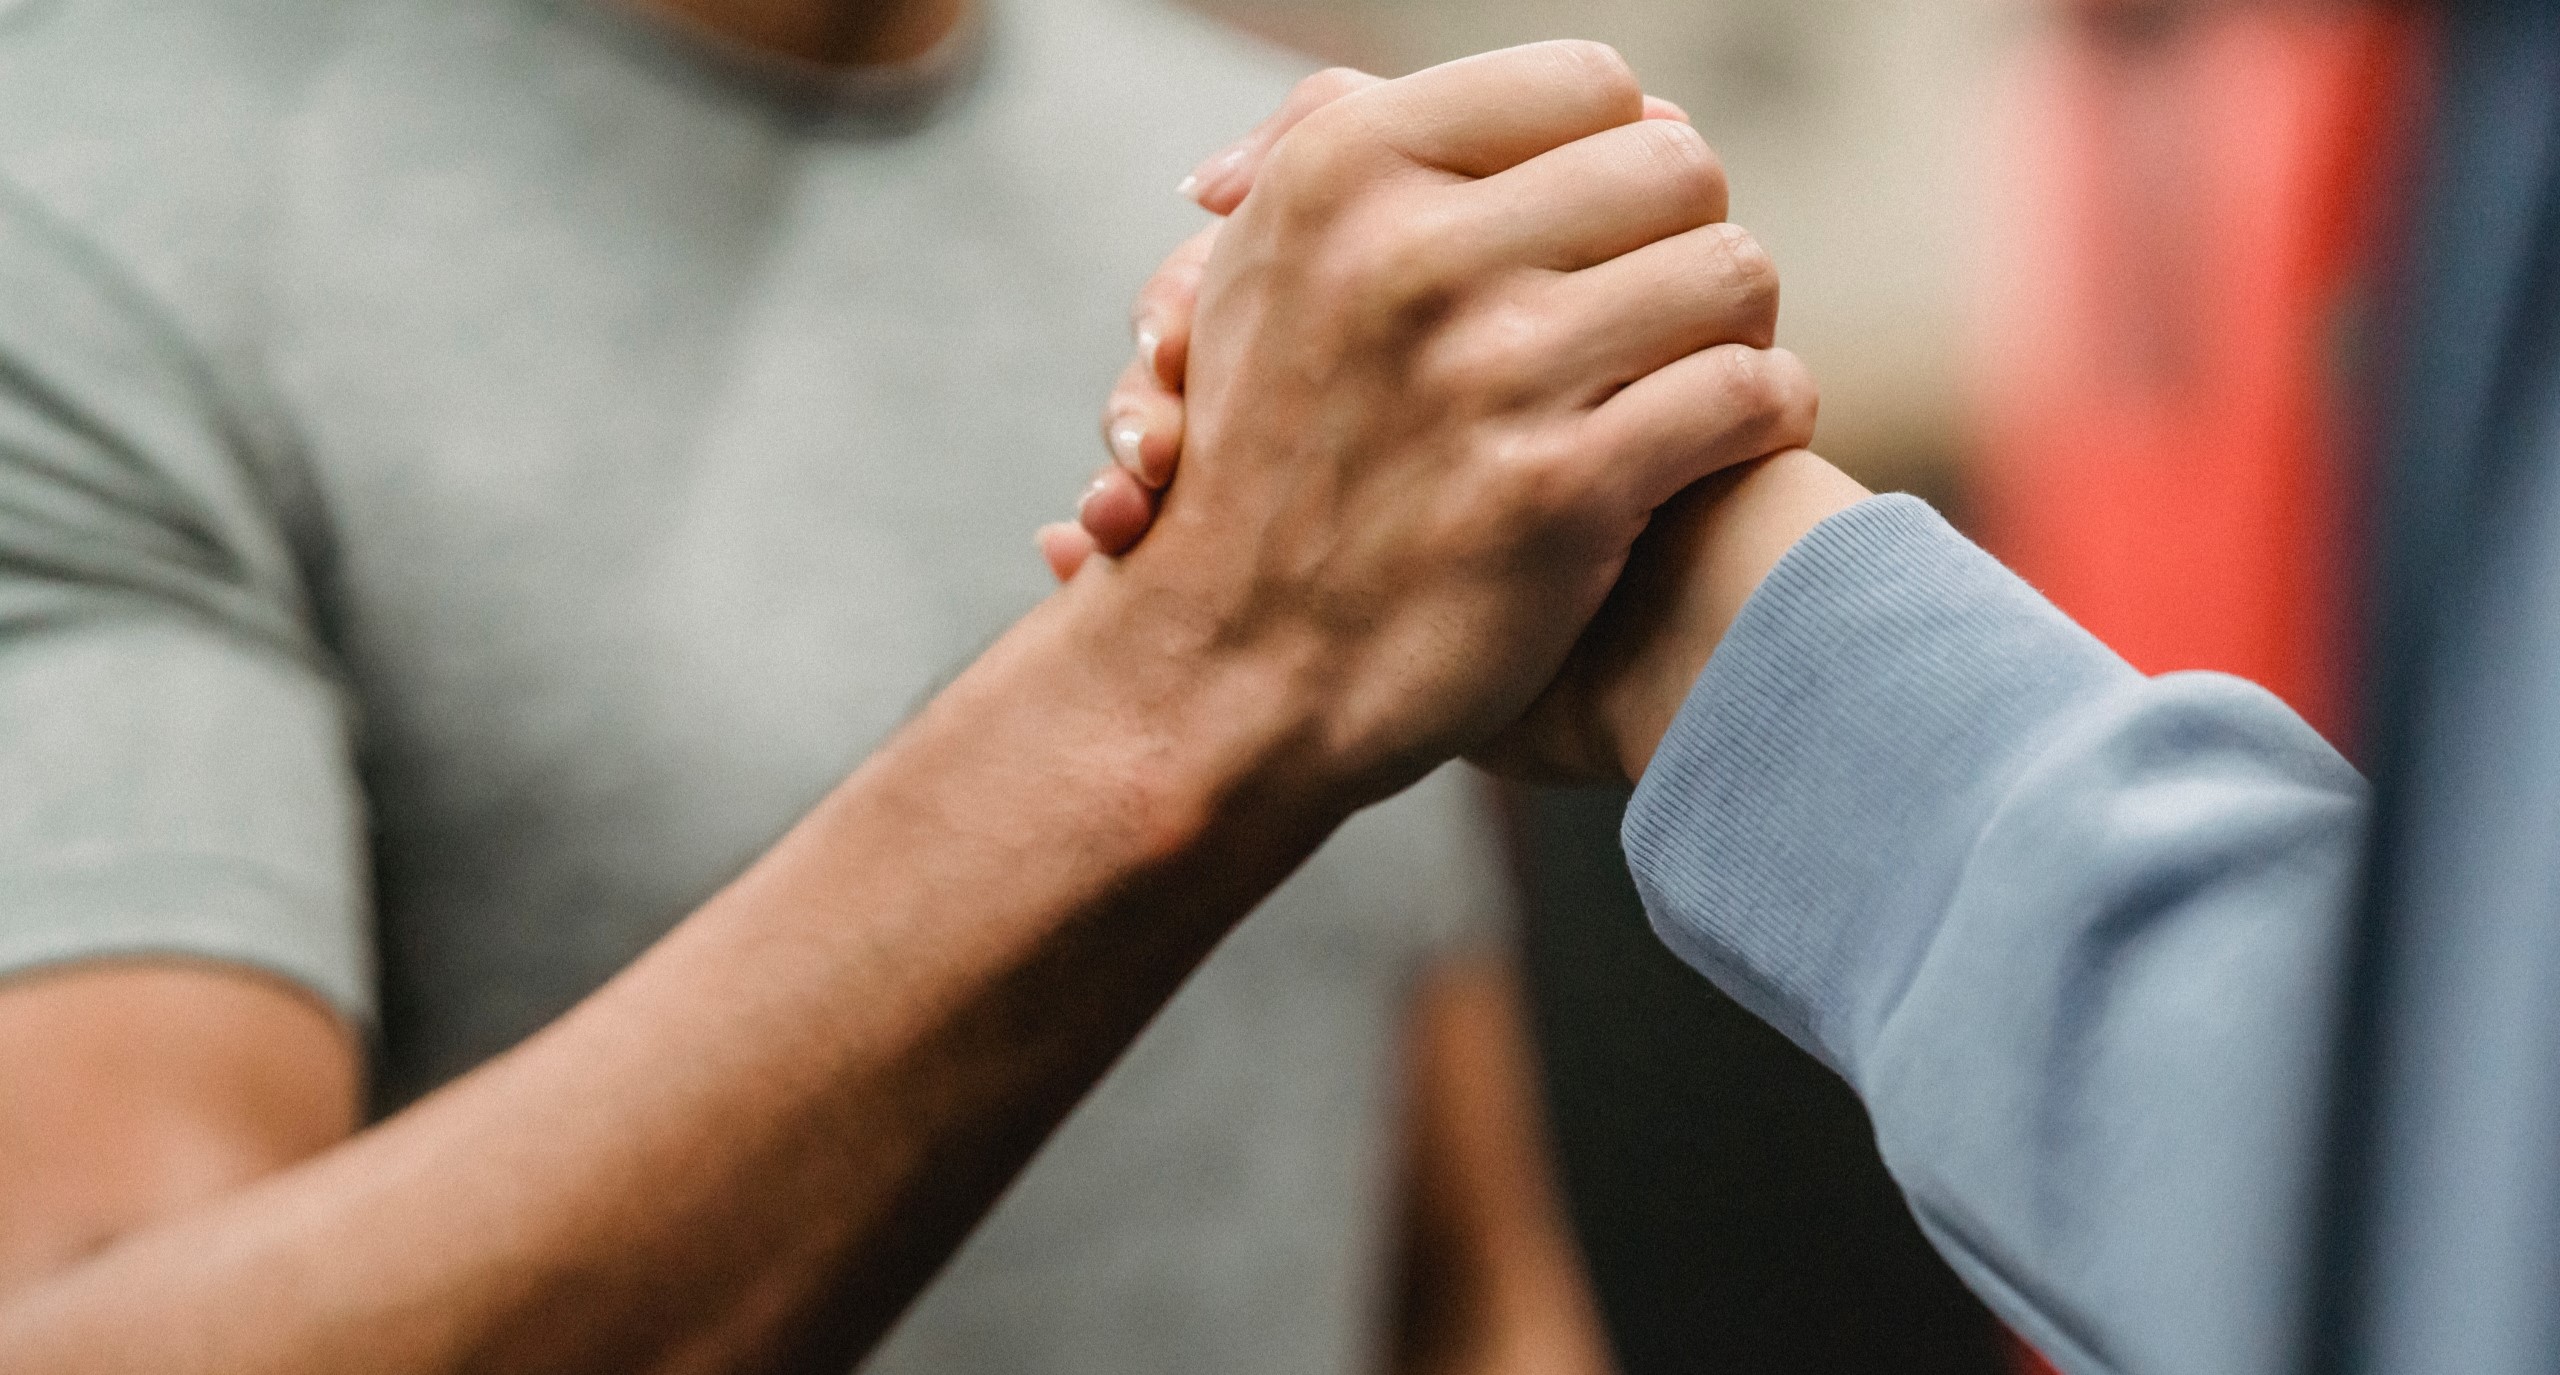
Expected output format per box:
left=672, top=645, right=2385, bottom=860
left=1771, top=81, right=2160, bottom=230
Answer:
left=1621, top=496, right=2365, bottom=1375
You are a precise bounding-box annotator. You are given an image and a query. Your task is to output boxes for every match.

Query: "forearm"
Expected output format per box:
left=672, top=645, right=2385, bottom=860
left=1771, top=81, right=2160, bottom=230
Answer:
left=1392, top=954, right=1613, bottom=1375
left=1619, top=490, right=2367, bottom=1374
left=0, top=584, right=1343, bottom=1374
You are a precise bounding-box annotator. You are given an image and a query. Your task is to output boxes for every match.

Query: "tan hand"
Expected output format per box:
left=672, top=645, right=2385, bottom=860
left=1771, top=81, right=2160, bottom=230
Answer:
left=1047, top=54, right=1819, bottom=787
left=1038, top=68, right=1686, bottom=580
left=1057, top=42, right=1817, bottom=806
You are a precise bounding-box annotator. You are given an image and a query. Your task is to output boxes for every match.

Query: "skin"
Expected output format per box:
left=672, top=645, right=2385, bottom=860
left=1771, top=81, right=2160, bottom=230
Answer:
left=1393, top=955, right=1615, bottom=1375
left=1395, top=957, right=1619, bottom=1375
left=634, top=0, right=969, bottom=65
left=1052, top=70, right=1867, bottom=788
left=0, top=43, right=1812, bottom=1375
left=3, top=7, right=1609, bottom=1371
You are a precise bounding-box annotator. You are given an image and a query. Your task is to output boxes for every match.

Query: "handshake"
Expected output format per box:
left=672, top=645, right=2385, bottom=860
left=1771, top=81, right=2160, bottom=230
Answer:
left=1028, top=42, right=1864, bottom=806
left=0, top=20, right=2387, bottom=1375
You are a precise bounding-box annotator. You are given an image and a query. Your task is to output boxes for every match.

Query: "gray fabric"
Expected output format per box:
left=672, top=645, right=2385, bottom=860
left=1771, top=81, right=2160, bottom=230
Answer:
left=0, top=3, right=1512, bottom=1372
left=1623, top=496, right=2368, bottom=1375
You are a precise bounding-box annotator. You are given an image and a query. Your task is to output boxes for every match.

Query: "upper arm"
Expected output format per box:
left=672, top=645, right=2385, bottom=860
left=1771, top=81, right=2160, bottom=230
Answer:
left=0, top=962, right=359, bottom=1297
left=0, top=186, right=375, bottom=1296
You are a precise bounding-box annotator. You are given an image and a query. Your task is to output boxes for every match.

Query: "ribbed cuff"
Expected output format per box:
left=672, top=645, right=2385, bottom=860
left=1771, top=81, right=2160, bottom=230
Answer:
left=1621, top=495, right=2134, bottom=1084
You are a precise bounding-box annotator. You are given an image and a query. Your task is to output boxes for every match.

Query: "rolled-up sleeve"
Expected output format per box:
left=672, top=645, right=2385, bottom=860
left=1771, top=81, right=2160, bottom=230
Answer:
left=1623, top=496, right=2364, bottom=1375
left=0, top=182, right=372, bottom=1026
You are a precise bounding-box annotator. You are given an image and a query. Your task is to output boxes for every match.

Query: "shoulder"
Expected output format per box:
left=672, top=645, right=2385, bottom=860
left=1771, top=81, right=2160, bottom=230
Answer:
left=0, top=0, right=363, bottom=216
left=0, top=0, right=377, bottom=370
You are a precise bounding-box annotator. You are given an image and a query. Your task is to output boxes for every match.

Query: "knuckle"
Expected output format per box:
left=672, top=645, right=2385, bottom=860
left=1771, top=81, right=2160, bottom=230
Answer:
left=1765, top=347, right=1821, bottom=443
left=1709, top=222, right=1775, bottom=294
left=1703, top=344, right=1821, bottom=451
left=1492, top=430, right=1590, bottom=526
left=1632, top=120, right=1727, bottom=221
left=1711, top=343, right=1782, bottom=421
left=1290, top=99, right=1368, bottom=157
left=1430, top=298, right=1549, bottom=405
left=1260, top=108, right=1365, bottom=214
left=1300, top=66, right=1372, bottom=106
left=1333, top=200, right=1459, bottom=303
left=1543, top=39, right=1640, bottom=108
left=1698, top=222, right=1778, bottom=333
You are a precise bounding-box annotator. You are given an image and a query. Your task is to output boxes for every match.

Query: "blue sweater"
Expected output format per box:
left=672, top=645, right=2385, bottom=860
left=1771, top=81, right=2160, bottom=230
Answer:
left=1626, top=497, right=2362, bottom=1375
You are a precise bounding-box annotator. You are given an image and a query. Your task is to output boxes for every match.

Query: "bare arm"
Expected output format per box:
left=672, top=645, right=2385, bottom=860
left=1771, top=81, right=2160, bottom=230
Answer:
left=0, top=609, right=1344, bottom=1373
left=1391, top=952, right=1616, bottom=1375
left=0, top=964, right=359, bottom=1297
left=0, top=43, right=1808, bottom=1375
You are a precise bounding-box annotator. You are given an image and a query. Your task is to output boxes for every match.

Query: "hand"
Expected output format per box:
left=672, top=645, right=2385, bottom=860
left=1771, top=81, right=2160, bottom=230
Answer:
left=1474, top=448, right=1869, bottom=785
left=1043, top=55, right=1825, bottom=787
left=1040, top=68, right=1688, bottom=579
left=1050, top=41, right=1818, bottom=809
left=1041, top=66, right=1392, bottom=578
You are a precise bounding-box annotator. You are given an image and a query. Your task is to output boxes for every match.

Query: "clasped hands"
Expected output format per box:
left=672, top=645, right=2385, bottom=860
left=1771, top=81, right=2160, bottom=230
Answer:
left=1034, top=43, right=1862, bottom=810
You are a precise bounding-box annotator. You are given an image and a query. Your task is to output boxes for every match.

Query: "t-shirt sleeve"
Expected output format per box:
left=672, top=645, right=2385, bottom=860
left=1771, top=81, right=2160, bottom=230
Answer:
left=0, top=184, right=374, bottom=1026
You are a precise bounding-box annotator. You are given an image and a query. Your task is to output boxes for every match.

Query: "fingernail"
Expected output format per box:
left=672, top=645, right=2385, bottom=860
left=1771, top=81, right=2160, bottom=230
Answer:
left=1175, top=173, right=1202, bottom=200
left=1108, top=418, right=1147, bottom=474
left=1182, top=145, right=1246, bottom=203
left=1076, top=475, right=1111, bottom=518
left=1134, top=320, right=1164, bottom=376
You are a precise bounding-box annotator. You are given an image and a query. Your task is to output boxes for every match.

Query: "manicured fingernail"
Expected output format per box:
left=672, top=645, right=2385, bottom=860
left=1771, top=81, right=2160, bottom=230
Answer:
left=1076, top=475, right=1111, bottom=518
left=1183, top=145, right=1246, bottom=203
left=1134, top=320, right=1164, bottom=376
left=1108, top=418, right=1147, bottom=474
left=1175, top=173, right=1202, bottom=200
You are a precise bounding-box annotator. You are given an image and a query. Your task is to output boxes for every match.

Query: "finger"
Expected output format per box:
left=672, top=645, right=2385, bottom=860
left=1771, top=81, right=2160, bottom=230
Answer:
left=1461, top=117, right=1727, bottom=271
left=1102, top=354, right=1186, bottom=489
left=1542, top=222, right=1779, bottom=399
left=1076, top=464, right=1157, bottom=554
left=1296, top=40, right=1645, bottom=184
left=1038, top=521, right=1098, bottom=582
left=1184, top=68, right=1383, bottom=214
left=1128, top=223, right=1218, bottom=394
left=1580, top=344, right=1818, bottom=512
left=1187, top=81, right=1683, bottom=219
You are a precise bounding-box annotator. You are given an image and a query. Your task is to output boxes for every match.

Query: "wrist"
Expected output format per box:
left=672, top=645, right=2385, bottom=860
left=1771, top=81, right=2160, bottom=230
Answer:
left=945, top=572, right=1360, bottom=873
left=1612, top=449, right=1869, bottom=783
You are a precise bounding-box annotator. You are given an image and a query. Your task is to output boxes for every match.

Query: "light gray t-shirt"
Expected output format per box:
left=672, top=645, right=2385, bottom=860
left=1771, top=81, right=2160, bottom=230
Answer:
left=0, top=1, right=1512, bottom=1370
